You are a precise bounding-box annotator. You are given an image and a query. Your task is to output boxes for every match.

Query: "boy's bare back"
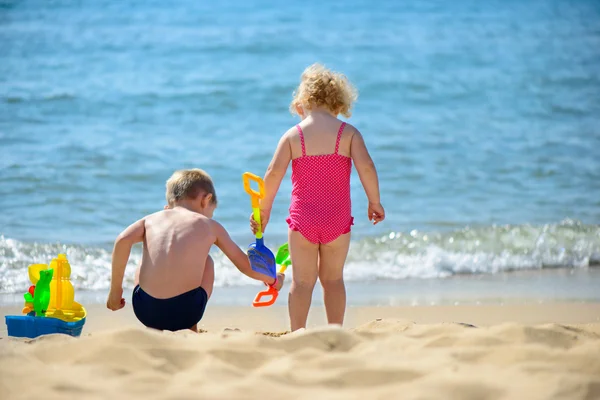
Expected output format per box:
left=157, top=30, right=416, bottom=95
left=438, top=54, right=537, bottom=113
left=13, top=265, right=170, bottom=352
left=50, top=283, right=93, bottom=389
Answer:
left=138, top=207, right=215, bottom=299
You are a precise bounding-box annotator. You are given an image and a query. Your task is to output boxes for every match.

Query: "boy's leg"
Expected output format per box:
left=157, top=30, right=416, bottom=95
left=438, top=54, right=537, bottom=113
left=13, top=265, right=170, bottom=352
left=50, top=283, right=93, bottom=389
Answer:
left=201, top=255, right=215, bottom=299
left=288, top=229, right=319, bottom=331
left=134, top=265, right=141, bottom=286
left=189, top=255, right=214, bottom=333
left=318, top=232, right=351, bottom=326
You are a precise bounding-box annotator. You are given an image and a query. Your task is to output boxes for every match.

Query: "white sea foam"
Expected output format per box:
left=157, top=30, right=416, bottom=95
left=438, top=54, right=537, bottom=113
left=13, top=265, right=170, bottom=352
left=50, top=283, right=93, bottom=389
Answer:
left=1, top=220, right=598, bottom=293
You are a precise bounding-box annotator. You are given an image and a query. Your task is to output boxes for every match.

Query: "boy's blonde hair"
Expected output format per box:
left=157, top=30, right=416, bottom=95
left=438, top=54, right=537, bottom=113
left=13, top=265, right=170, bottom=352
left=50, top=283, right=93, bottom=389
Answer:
left=166, top=169, right=217, bottom=206
left=290, top=63, right=358, bottom=118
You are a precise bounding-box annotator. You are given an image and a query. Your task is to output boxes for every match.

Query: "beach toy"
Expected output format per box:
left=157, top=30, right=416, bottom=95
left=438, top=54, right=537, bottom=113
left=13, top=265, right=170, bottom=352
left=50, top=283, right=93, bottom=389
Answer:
left=23, top=286, right=35, bottom=315
left=22, top=263, right=49, bottom=315
left=5, top=254, right=87, bottom=339
left=243, top=172, right=276, bottom=279
left=32, top=269, right=53, bottom=316
left=253, top=243, right=292, bottom=307
left=49, top=253, right=75, bottom=312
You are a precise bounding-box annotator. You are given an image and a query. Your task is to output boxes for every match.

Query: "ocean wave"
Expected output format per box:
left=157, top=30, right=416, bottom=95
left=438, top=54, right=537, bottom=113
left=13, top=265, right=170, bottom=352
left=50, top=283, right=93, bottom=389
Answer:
left=1, top=220, right=599, bottom=293
left=2, top=93, right=76, bottom=104
left=350, top=219, right=600, bottom=277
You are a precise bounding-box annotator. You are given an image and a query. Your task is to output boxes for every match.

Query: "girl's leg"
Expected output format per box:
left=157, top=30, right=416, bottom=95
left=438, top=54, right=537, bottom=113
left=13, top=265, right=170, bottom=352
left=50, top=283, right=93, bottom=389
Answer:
left=318, top=232, right=351, bottom=326
left=288, top=229, right=319, bottom=331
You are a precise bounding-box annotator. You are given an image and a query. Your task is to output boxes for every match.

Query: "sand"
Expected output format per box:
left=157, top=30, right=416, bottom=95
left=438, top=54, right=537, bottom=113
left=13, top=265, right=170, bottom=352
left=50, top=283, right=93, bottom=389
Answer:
left=1, top=303, right=600, bottom=400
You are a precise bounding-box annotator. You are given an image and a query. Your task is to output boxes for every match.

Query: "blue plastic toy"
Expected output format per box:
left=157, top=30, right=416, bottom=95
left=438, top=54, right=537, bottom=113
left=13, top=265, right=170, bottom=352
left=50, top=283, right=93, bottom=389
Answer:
left=243, top=172, right=276, bottom=279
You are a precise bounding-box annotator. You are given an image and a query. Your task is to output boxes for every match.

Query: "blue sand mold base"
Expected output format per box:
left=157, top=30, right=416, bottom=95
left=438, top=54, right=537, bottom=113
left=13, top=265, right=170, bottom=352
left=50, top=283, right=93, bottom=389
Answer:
left=5, top=315, right=86, bottom=338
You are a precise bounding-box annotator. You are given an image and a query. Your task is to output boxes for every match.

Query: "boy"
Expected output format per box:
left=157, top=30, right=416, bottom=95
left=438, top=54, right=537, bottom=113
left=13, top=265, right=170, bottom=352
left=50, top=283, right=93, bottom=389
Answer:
left=107, top=168, right=284, bottom=332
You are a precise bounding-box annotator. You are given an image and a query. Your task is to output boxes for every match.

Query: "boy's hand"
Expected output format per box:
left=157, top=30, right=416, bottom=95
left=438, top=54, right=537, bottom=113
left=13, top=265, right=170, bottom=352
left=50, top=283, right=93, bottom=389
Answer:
left=249, top=209, right=271, bottom=234
left=107, top=288, right=125, bottom=311
left=266, top=273, right=285, bottom=290
left=274, top=272, right=285, bottom=291
left=368, top=202, right=385, bottom=225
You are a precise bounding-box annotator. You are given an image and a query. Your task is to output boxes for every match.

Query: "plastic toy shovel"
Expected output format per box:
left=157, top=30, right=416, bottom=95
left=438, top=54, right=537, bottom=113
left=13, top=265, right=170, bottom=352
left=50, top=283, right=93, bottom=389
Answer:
left=243, top=172, right=277, bottom=279
left=253, top=243, right=292, bottom=307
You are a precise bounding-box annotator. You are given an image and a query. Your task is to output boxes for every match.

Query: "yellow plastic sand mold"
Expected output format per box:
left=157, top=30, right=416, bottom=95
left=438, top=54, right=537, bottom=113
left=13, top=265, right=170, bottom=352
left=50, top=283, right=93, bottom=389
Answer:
left=28, top=264, right=47, bottom=284
left=22, top=254, right=87, bottom=323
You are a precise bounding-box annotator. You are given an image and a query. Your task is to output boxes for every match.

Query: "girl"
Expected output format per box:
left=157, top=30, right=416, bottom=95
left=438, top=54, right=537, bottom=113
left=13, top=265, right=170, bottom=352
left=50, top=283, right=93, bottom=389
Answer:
left=251, top=63, right=385, bottom=331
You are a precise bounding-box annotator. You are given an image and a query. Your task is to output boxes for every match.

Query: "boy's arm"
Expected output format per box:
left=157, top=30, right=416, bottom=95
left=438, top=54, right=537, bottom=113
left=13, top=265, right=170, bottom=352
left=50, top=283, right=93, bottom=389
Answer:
left=107, top=218, right=145, bottom=311
left=212, top=221, right=283, bottom=288
left=350, top=128, right=385, bottom=224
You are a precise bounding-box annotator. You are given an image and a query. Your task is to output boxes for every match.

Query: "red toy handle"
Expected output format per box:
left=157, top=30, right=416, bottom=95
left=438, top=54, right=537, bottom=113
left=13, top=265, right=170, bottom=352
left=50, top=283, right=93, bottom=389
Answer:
left=252, top=286, right=279, bottom=307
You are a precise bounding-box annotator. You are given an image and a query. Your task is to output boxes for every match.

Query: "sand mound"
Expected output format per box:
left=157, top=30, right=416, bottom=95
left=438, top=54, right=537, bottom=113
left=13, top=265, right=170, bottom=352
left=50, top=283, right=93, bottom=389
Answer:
left=1, top=321, right=599, bottom=400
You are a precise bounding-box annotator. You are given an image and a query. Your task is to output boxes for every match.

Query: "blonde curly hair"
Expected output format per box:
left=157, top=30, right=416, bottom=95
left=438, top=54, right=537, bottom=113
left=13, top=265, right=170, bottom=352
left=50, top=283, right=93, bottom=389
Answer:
left=290, top=63, right=358, bottom=118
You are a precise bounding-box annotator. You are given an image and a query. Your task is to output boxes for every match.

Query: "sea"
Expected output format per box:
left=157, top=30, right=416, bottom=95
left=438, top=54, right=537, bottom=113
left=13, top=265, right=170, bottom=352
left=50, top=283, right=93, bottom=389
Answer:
left=1, top=0, right=599, bottom=306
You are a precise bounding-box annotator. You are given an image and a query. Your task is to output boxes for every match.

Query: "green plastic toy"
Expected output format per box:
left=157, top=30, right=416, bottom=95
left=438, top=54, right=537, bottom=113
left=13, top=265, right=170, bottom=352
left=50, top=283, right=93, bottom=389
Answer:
left=31, top=269, right=53, bottom=316
left=275, top=243, right=291, bottom=269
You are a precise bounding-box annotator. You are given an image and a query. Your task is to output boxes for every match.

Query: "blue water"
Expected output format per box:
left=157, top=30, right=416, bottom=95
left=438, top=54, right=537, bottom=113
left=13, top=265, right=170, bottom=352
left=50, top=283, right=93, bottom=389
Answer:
left=1, top=0, right=599, bottom=293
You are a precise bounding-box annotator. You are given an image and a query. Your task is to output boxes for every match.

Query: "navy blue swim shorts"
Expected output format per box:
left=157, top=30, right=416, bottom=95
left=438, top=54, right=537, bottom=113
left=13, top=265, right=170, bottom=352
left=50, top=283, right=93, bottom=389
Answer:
left=132, top=285, right=208, bottom=331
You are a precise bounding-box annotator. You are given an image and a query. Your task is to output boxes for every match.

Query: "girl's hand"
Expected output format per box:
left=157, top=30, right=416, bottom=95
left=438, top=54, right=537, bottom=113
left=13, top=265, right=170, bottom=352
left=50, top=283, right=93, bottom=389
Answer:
left=368, top=202, right=385, bottom=225
left=249, top=209, right=271, bottom=234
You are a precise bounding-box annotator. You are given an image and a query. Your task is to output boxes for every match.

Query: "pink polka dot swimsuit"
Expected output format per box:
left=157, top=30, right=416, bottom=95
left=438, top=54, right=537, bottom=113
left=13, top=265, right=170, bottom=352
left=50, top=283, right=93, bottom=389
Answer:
left=286, top=122, right=354, bottom=244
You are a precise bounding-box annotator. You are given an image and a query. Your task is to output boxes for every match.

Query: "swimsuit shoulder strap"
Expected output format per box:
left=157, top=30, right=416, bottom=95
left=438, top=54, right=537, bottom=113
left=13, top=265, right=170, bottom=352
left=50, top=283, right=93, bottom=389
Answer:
left=334, top=122, right=346, bottom=154
left=296, top=125, right=306, bottom=157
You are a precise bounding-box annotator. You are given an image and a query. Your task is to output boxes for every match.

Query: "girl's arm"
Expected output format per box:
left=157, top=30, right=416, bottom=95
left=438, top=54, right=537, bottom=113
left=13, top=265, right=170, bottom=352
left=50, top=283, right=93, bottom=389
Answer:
left=350, top=128, right=385, bottom=224
left=259, top=131, right=292, bottom=231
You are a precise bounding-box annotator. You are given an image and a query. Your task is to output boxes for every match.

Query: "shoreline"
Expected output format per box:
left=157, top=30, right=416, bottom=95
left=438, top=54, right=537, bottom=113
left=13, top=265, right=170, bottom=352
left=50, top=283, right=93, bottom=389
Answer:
left=2, top=267, right=599, bottom=308
left=3, top=303, right=600, bottom=337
